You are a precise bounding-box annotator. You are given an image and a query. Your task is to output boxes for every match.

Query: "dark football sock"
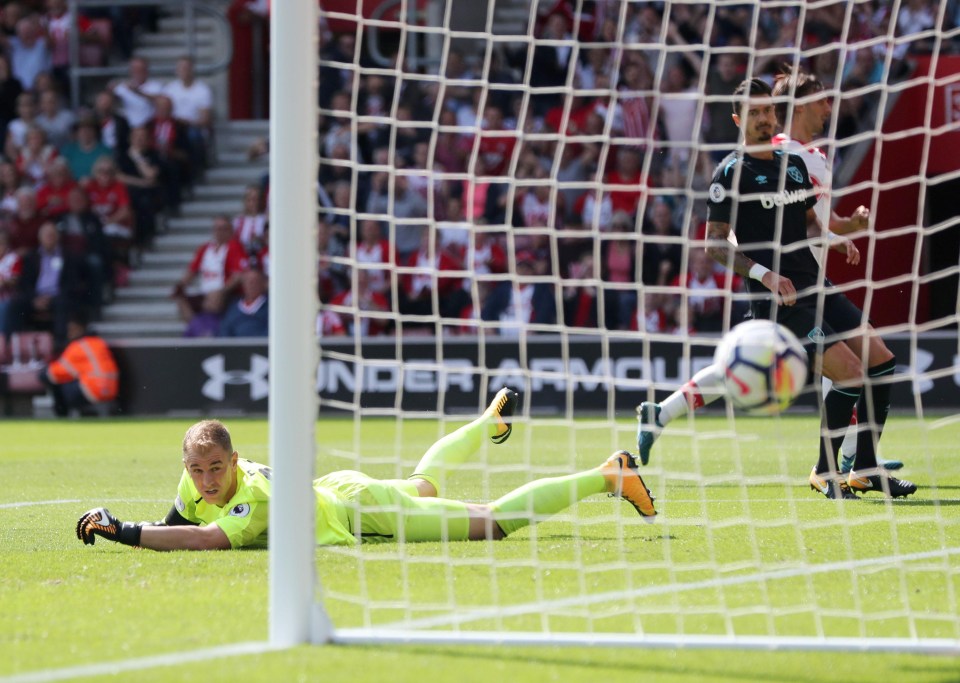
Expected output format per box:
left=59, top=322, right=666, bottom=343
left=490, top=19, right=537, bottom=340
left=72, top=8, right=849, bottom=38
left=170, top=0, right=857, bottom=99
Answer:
left=817, top=385, right=861, bottom=474
left=853, top=357, right=896, bottom=471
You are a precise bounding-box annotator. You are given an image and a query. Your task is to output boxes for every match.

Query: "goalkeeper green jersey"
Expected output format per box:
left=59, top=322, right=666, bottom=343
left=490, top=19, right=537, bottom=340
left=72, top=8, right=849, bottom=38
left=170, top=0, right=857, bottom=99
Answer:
left=173, top=458, right=355, bottom=548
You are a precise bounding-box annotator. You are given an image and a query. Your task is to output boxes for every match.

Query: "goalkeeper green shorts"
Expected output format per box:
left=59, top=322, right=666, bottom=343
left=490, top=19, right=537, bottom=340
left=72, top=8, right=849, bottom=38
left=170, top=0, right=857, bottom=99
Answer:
left=316, top=470, right=471, bottom=543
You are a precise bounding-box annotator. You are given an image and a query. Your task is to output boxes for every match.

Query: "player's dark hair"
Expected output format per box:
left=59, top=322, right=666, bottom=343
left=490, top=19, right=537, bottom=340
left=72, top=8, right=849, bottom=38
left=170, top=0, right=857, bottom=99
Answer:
left=183, top=420, right=234, bottom=458
left=771, top=67, right=825, bottom=125
left=731, top=78, right=772, bottom=116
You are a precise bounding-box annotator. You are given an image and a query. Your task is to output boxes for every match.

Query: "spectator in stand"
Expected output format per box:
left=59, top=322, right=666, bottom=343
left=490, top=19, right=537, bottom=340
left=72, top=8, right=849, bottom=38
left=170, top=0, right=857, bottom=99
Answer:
left=641, top=198, right=682, bottom=287
left=635, top=291, right=679, bottom=334
left=530, top=12, right=574, bottom=116
left=471, top=229, right=507, bottom=308
left=605, top=147, right=646, bottom=217
left=325, top=179, right=352, bottom=244
left=86, top=155, right=133, bottom=284
left=0, top=229, right=21, bottom=336
left=0, top=54, right=24, bottom=145
left=7, top=219, right=88, bottom=346
left=6, top=186, right=43, bottom=255
left=670, top=248, right=736, bottom=334
left=171, top=215, right=247, bottom=333
left=115, top=125, right=162, bottom=249
left=253, top=221, right=269, bottom=275
left=317, top=219, right=348, bottom=304
left=474, top=104, right=517, bottom=178
left=615, top=52, right=660, bottom=155
left=57, top=185, right=111, bottom=313
left=398, top=230, right=470, bottom=326
left=704, top=53, right=745, bottom=162
left=366, top=172, right=428, bottom=262
left=9, top=15, right=51, bottom=91
left=36, top=157, right=75, bottom=219
left=92, top=89, right=130, bottom=151
left=0, top=160, right=23, bottom=218
left=318, top=32, right=355, bottom=110
left=658, top=56, right=701, bottom=178
left=356, top=218, right=392, bottom=297
left=232, top=184, right=267, bottom=256
left=149, top=94, right=190, bottom=208
left=41, top=309, right=118, bottom=416
left=433, top=108, right=469, bottom=175
left=328, top=268, right=391, bottom=337
left=219, top=267, right=268, bottom=338
left=556, top=140, right=600, bottom=225
left=59, top=114, right=110, bottom=183
left=601, top=210, right=638, bottom=330
left=15, top=124, right=59, bottom=187
left=43, top=0, right=108, bottom=93
left=226, top=0, right=270, bottom=119
left=34, top=89, right=75, bottom=150
left=110, top=56, right=162, bottom=128
left=161, top=55, right=213, bottom=173
left=517, top=165, right=558, bottom=234
left=896, top=0, right=937, bottom=58
left=481, top=250, right=557, bottom=336
left=5, top=92, right=37, bottom=158
left=562, top=251, right=600, bottom=328
left=573, top=185, right=612, bottom=234
left=0, top=1, right=25, bottom=39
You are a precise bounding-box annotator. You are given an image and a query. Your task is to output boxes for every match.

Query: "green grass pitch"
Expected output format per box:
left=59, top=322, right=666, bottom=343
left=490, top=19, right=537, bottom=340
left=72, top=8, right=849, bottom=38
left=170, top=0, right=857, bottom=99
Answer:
left=2, top=415, right=959, bottom=682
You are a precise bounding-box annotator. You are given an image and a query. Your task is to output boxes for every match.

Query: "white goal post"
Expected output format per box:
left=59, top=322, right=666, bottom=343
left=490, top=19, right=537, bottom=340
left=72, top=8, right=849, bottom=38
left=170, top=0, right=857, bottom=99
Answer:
left=268, top=0, right=960, bottom=654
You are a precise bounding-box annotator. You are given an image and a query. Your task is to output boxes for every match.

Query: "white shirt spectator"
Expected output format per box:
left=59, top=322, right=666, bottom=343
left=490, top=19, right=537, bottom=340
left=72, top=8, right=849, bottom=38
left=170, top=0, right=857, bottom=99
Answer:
left=114, top=79, right=164, bottom=127
left=162, top=78, right=213, bottom=126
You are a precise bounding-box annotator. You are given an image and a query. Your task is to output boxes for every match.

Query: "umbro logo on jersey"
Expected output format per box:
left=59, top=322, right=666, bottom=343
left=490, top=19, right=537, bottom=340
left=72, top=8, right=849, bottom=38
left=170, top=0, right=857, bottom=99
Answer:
left=755, top=175, right=767, bottom=184
left=759, top=188, right=808, bottom=209
left=787, top=166, right=804, bottom=183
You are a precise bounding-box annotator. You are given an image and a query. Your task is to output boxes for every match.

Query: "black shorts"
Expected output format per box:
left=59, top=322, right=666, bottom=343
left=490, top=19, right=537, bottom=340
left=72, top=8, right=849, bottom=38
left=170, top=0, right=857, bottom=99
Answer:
left=750, top=286, right=866, bottom=359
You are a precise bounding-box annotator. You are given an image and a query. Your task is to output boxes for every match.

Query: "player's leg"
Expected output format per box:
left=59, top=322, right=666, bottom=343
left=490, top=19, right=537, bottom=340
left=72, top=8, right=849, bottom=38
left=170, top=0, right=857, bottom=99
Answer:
left=408, top=387, right=518, bottom=497
left=486, top=450, right=656, bottom=538
left=636, top=363, right=725, bottom=465
left=842, top=327, right=915, bottom=497
left=813, top=340, right=864, bottom=500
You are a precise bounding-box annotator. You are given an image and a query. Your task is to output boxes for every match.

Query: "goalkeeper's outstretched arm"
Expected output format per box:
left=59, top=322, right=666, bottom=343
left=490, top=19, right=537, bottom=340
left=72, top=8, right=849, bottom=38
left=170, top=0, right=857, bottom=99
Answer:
left=76, top=507, right=231, bottom=550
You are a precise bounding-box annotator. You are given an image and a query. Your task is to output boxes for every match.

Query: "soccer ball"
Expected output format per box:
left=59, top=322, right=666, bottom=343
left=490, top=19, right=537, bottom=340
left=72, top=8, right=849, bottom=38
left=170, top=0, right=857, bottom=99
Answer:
left=714, top=320, right=809, bottom=415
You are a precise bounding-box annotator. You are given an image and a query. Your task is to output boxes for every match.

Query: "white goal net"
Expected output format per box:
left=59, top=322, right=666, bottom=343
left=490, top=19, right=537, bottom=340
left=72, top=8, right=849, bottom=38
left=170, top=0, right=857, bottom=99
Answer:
left=299, top=0, right=960, bottom=652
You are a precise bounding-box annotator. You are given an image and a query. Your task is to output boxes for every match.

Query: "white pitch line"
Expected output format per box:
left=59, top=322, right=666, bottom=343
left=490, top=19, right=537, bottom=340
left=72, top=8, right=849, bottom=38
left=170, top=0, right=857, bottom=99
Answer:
left=0, top=500, right=81, bottom=509
left=383, top=546, right=960, bottom=631
left=0, top=499, right=168, bottom=510
left=0, top=642, right=281, bottom=683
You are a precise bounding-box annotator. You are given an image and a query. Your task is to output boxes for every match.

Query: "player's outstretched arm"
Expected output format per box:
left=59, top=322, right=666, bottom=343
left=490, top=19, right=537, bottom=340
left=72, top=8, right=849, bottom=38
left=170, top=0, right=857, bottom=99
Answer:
left=704, top=220, right=796, bottom=305
left=76, top=507, right=232, bottom=551
left=829, top=205, right=870, bottom=235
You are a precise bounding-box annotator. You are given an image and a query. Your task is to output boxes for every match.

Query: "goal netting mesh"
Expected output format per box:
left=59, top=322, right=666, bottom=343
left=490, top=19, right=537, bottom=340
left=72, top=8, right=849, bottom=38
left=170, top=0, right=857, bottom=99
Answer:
left=309, top=0, right=960, bottom=651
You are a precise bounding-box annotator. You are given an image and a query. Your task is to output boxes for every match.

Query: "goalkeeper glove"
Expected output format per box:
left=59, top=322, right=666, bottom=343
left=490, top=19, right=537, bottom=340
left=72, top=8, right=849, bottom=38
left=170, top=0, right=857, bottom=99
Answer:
left=76, top=507, right=143, bottom=547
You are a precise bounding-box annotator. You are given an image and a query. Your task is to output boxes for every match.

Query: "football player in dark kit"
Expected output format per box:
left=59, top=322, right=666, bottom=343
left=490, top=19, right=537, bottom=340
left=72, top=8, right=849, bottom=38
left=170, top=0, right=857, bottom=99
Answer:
left=647, top=77, right=915, bottom=501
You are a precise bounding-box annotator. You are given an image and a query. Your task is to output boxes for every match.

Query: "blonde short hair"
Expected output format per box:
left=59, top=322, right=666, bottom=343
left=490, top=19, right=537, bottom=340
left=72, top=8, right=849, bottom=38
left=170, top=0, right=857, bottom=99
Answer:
left=182, top=420, right=233, bottom=458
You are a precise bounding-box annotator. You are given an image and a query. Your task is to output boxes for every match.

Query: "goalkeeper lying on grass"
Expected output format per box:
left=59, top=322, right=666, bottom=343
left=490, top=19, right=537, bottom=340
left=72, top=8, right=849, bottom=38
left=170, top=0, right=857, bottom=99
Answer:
left=76, top=389, right=656, bottom=550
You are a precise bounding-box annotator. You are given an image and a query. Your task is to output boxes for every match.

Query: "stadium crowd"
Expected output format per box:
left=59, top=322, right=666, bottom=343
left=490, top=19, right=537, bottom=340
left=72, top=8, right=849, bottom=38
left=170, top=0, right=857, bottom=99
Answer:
left=0, top=0, right=212, bottom=349
left=1, top=0, right=955, bottom=347
left=300, top=0, right=951, bottom=338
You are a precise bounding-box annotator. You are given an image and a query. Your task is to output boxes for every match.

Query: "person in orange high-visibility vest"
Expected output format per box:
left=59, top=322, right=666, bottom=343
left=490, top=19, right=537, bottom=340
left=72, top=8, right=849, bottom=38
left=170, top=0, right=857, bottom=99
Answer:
left=43, top=310, right=119, bottom=416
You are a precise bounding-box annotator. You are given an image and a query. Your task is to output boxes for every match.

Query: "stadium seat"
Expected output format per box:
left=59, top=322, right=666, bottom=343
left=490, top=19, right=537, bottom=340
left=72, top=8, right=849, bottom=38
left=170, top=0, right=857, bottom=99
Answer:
left=0, top=332, right=55, bottom=414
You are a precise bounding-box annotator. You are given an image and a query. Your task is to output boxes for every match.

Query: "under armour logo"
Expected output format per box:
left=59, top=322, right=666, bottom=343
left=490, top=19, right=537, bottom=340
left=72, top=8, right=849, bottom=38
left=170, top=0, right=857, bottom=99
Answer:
left=201, top=354, right=269, bottom=401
